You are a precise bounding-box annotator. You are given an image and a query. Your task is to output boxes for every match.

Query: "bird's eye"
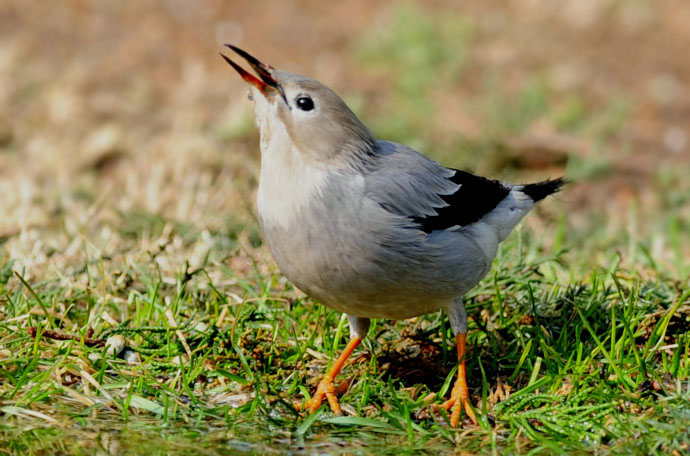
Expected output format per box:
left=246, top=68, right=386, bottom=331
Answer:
left=295, top=96, right=315, bottom=111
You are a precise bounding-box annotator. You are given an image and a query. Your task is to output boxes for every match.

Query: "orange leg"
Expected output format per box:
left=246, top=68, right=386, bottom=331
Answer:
left=302, top=337, right=361, bottom=414
left=439, top=333, right=477, bottom=427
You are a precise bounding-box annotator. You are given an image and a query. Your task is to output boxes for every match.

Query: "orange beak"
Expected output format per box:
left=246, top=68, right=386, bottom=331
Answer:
left=220, top=44, right=284, bottom=99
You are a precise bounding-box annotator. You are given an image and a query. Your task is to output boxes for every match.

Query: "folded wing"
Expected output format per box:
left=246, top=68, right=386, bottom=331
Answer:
left=365, top=140, right=564, bottom=237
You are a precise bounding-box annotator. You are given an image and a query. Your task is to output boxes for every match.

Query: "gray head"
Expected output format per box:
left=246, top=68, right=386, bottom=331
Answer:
left=221, top=45, right=377, bottom=168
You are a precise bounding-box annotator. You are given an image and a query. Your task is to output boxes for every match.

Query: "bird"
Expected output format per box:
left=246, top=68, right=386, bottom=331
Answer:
left=220, top=45, right=565, bottom=427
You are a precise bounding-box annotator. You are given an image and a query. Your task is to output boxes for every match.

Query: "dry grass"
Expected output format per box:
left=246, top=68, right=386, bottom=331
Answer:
left=1, top=0, right=689, bottom=278
left=0, top=1, right=689, bottom=454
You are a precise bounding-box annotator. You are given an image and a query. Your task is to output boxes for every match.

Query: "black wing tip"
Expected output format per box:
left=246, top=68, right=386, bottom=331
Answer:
left=521, top=177, right=567, bottom=202
left=411, top=169, right=511, bottom=233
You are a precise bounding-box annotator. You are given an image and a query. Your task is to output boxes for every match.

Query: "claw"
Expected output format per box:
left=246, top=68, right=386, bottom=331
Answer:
left=295, top=337, right=362, bottom=416
left=304, top=375, right=342, bottom=414
left=436, top=333, right=477, bottom=427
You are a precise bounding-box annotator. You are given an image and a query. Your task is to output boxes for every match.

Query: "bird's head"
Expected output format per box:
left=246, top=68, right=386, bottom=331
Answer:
left=221, top=45, right=377, bottom=167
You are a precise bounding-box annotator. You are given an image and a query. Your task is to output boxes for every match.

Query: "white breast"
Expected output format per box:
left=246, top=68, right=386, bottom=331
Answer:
left=257, top=126, right=329, bottom=229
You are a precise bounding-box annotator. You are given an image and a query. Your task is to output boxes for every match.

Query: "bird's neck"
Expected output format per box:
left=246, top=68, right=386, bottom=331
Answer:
left=257, top=131, right=329, bottom=230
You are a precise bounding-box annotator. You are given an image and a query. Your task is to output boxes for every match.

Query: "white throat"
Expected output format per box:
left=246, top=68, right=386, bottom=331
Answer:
left=256, top=117, right=329, bottom=229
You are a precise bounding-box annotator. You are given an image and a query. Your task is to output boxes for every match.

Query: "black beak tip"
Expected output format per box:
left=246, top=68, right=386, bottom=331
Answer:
left=224, top=44, right=272, bottom=70
left=219, top=53, right=236, bottom=68
left=224, top=44, right=248, bottom=60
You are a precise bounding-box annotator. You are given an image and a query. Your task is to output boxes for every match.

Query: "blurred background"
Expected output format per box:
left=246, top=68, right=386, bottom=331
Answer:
left=1, top=0, right=688, bottom=281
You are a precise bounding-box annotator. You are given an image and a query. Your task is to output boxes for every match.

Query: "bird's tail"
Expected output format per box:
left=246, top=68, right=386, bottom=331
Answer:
left=483, top=177, right=566, bottom=241
left=520, top=177, right=566, bottom=203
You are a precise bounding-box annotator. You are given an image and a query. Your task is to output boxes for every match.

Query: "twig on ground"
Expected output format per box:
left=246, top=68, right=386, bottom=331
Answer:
left=27, top=326, right=105, bottom=347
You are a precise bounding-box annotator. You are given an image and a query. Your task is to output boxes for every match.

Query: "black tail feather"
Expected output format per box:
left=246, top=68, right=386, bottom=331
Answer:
left=521, top=177, right=566, bottom=202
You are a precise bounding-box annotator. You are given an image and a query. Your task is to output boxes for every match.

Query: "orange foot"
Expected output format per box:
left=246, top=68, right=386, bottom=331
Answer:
left=302, top=376, right=350, bottom=414
left=439, top=375, right=477, bottom=427
left=296, top=337, right=362, bottom=415
left=436, top=333, right=477, bottom=427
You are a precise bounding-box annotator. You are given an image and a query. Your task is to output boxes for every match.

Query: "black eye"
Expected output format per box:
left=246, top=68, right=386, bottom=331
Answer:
left=296, top=96, right=314, bottom=111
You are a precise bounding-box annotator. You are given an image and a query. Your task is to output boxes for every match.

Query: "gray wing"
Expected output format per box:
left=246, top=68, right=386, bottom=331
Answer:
left=363, top=141, right=457, bottom=221
left=364, top=140, right=512, bottom=232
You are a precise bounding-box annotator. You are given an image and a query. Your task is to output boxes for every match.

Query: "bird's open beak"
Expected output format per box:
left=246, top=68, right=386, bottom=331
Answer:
left=220, top=45, right=285, bottom=100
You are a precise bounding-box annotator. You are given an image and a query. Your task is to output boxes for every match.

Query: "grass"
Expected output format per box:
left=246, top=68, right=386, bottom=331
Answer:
left=1, top=223, right=689, bottom=454
left=2, top=1, right=690, bottom=454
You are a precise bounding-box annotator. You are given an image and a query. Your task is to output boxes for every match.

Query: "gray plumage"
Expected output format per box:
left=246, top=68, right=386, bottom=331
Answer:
left=225, top=50, right=564, bottom=340
left=260, top=139, right=548, bottom=329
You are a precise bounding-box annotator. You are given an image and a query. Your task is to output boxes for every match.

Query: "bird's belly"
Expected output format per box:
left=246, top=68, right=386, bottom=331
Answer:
left=260, top=217, right=493, bottom=320
left=324, top=290, right=448, bottom=320
left=275, top=257, right=450, bottom=319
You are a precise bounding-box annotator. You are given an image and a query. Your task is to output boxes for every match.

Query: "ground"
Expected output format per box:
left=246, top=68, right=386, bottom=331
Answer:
left=0, top=1, right=689, bottom=454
